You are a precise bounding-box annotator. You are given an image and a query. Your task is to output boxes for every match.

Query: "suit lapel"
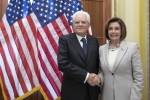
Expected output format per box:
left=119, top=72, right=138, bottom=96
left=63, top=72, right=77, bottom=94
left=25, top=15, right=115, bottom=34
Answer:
left=102, top=43, right=112, bottom=71
left=70, top=33, right=86, bottom=62
left=112, top=41, right=128, bottom=73
left=87, top=35, right=93, bottom=63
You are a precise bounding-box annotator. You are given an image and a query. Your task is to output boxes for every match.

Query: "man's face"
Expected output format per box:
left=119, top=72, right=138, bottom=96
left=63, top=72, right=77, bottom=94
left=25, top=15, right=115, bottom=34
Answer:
left=72, top=14, right=90, bottom=37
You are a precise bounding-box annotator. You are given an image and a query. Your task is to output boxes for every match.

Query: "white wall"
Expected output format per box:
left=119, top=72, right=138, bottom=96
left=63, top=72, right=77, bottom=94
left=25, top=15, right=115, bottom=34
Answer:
left=116, top=0, right=140, bottom=44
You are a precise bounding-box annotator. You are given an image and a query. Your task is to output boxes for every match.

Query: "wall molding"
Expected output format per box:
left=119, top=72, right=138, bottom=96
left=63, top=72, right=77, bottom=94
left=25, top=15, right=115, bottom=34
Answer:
left=114, top=0, right=117, bottom=17
left=147, top=0, right=149, bottom=99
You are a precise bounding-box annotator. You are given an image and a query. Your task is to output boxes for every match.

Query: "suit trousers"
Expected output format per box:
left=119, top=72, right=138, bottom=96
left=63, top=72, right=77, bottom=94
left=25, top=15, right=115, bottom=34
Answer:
left=84, top=83, right=90, bottom=100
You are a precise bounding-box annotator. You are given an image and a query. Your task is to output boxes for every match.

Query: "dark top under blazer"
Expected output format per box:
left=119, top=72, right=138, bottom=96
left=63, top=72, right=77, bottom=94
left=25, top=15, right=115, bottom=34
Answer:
left=57, top=33, right=99, bottom=100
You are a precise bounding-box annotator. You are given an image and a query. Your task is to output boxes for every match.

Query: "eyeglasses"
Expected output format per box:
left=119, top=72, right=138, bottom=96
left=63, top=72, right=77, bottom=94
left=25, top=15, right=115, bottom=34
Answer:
left=74, top=21, right=88, bottom=24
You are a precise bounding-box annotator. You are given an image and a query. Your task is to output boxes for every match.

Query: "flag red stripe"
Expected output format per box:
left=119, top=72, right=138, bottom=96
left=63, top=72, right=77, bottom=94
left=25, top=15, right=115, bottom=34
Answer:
left=18, top=18, right=39, bottom=86
left=42, top=25, right=58, bottom=54
left=0, top=65, right=11, bottom=100
left=26, top=15, right=37, bottom=37
left=39, top=74, right=53, bottom=100
left=59, top=15, right=72, bottom=34
left=37, top=30, right=62, bottom=81
left=38, top=52, right=60, bottom=96
left=2, top=21, right=28, bottom=93
left=0, top=41, right=19, bottom=97
left=11, top=24, right=35, bottom=89
left=26, top=15, right=39, bottom=81
left=51, top=20, right=64, bottom=38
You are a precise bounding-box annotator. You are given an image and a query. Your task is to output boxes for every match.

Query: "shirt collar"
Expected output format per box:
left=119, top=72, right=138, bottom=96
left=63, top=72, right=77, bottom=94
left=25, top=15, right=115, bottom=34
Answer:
left=76, top=34, right=87, bottom=42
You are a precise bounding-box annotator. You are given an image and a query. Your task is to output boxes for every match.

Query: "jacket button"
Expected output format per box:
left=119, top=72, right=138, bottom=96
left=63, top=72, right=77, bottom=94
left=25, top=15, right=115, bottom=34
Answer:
left=112, top=73, right=114, bottom=75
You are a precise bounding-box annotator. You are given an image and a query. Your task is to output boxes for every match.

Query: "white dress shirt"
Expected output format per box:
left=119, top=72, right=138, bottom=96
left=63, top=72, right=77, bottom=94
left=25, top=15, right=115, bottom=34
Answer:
left=108, top=49, right=119, bottom=71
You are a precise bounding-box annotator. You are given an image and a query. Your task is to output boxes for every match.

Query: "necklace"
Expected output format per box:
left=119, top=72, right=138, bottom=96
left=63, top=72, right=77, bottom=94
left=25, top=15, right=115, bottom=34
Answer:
left=109, top=42, right=120, bottom=51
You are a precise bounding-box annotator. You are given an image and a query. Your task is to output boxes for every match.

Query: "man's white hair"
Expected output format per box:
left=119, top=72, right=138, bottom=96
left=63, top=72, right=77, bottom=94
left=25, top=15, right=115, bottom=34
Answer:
left=72, top=10, right=90, bottom=23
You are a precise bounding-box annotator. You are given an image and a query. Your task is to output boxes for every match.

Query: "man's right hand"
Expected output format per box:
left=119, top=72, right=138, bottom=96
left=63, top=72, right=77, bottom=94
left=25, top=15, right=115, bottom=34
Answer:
left=87, top=73, right=101, bottom=86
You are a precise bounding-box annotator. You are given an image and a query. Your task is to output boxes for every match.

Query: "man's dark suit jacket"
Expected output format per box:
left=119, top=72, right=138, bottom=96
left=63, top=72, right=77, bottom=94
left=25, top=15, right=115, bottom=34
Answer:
left=57, top=33, right=99, bottom=100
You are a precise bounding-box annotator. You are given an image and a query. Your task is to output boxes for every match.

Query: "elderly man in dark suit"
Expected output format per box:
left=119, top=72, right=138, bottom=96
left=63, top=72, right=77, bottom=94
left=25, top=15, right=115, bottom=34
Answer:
left=57, top=11, right=101, bottom=100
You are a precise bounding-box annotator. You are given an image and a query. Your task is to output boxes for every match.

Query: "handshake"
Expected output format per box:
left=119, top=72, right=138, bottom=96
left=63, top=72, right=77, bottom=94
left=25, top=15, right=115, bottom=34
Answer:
left=87, top=73, right=101, bottom=86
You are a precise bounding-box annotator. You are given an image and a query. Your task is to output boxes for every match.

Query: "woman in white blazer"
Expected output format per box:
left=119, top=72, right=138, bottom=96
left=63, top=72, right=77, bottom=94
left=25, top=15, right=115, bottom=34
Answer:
left=98, top=17, right=144, bottom=100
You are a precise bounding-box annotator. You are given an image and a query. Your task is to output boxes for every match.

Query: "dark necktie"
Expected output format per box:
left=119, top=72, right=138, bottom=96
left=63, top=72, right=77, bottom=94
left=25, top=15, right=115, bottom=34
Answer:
left=81, top=38, right=87, bottom=55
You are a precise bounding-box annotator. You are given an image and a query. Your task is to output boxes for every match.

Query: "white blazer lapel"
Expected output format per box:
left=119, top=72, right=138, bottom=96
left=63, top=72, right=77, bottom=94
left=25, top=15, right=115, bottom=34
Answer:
left=102, top=43, right=112, bottom=72
left=112, top=41, right=128, bottom=73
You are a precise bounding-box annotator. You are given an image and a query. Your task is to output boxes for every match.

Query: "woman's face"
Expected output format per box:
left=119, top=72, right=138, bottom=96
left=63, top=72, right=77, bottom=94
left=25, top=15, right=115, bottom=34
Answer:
left=108, top=22, right=121, bottom=42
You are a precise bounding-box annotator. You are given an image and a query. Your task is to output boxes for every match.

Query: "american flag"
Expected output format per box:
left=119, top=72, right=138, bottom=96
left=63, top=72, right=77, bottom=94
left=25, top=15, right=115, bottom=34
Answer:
left=0, top=0, right=84, bottom=99
left=0, top=0, right=39, bottom=99
left=32, top=0, right=83, bottom=99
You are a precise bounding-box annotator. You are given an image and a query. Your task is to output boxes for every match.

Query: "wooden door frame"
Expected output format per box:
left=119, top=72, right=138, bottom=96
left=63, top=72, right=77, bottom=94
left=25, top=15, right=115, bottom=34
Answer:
left=148, top=0, right=150, bottom=100
left=0, top=0, right=8, bottom=20
left=81, top=0, right=112, bottom=46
